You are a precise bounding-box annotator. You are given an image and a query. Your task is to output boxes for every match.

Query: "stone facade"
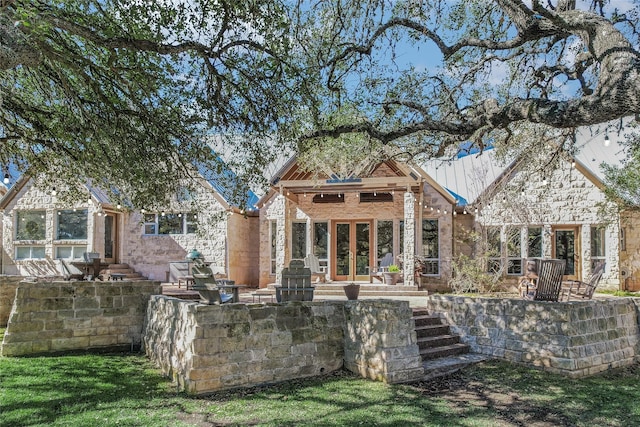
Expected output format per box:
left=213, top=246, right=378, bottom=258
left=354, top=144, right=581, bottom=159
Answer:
left=143, top=297, right=423, bottom=394
left=0, top=275, right=21, bottom=326
left=1, top=280, right=161, bottom=356
left=424, top=295, right=640, bottom=378
left=343, top=300, right=423, bottom=383
left=474, top=160, right=619, bottom=288
left=1, top=180, right=97, bottom=276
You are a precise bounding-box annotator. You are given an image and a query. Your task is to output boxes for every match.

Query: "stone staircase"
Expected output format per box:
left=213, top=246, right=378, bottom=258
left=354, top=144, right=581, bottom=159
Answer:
left=101, top=263, right=147, bottom=281
left=412, top=307, right=487, bottom=380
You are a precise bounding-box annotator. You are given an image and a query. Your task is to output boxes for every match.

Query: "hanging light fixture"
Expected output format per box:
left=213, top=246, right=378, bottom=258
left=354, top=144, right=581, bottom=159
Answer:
left=3, top=172, right=9, bottom=185
left=51, top=187, right=57, bottom=196
left=542, top=177, right=548, bottom=186
left=604, top=133, right=611, bottom=147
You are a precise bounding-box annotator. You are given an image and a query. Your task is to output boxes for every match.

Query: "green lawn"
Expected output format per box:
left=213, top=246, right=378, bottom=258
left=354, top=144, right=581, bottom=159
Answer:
left=1, top=351, right=640, bottom=427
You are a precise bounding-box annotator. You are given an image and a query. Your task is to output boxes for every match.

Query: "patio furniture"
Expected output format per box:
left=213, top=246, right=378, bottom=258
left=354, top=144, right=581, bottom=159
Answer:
left=276, top=260, right=314, bottom=302
left=369, top=253, right=394, bottom=283
left=82, top=252, right=101, bottom=280
left=563, top=261, right=606, bottom=301
left=191, top=261, right=233, bottom=304
left=304, top=253, right=326, bottom=283
left=523, top=258, right=566, bottom=302
left=517, top=258, right=542, bottom=297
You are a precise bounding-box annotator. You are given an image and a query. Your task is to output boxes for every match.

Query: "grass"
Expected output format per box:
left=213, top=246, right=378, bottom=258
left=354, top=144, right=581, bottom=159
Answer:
left=597, top=289, right=640, bottom=298
left=2, top=352, right=640, bottom=427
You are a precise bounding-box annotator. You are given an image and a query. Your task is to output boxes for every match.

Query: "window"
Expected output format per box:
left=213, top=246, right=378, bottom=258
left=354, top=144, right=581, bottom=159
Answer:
left=16, top=211, right=46, bottom=240
left=528, top=227, right=543, bottom=258
left=621, top=227, right=626, bottom=252
left=377, top=220, right=393, bottom=259
left=270, top=220, right=277, bottom=274
left=291, top=222, right=307, bottom=260
left=591, top=226, right=606, bottom=270
left=359, top=192, right=393, bottom=202
left=16, top=246, right=45, bottom=260
left=506, top=228, right=522, bottom=275
left=313, top=222, right=328, bottom=272
left=55, top=246, right=87, bottom=260
left=312, top=194, right=344, bottom=203
left=159, top=213, right=182, bottom=234
left=486, top=227, right=502, bottom=273
left=56, top=209, right=88, bottom=240
left=421, top=219, right=439, bottom=275
left=143, top=213, right=197, bottom=235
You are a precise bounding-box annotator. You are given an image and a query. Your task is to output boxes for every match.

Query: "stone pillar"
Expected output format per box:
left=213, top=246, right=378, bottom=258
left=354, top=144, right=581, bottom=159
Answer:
left=403, top=192, right=415, bottom=286
left=274, top=195, right=286, bottom=285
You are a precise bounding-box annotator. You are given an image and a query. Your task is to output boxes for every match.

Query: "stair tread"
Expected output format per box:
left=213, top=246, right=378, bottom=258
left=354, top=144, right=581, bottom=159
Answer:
left=417, top=334, right=459, bottom=342
left=420, top=343, right=469, bottom=355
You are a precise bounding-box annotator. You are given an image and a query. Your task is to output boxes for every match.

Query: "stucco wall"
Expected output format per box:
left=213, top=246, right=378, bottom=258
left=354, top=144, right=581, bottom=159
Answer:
left=227, top=212, right=259, bottom=286
left=1, top=280, right=161, bottom=356
left=143, top=297, right=423, bottom=394
left=424, top=295, right=640, bottom=378
left=620, top=210, right=640, bottom=287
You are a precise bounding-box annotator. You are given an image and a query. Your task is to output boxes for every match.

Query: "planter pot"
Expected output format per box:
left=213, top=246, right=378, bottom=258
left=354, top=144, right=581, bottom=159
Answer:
left=343, top=284, right=360, bottom=300
left=383, top=272, right=400, bottom=286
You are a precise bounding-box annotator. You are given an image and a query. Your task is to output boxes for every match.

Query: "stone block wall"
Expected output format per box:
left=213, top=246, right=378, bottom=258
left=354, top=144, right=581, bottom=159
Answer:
left=0, top=276, right=22, bottom=326
left=343, top=300, right=423, bottom=383
left=424, top=295, right=640, bottom=378
left=1, top=280, right=161, bottom=356
left=143, top=298, right=424, bottom=394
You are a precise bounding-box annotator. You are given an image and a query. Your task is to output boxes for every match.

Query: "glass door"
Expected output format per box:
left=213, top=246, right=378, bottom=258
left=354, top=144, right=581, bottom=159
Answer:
left=552, top=226, right=580, bottom=280
left=103, top=213, right=118, bottom=264
left=333, top=221, right=371, bottom=281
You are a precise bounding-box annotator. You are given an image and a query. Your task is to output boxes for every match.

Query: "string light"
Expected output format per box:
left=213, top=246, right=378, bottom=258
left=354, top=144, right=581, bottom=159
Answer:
left=604, top=133, right=610, bottom=147
left=3, top=173, right=9, bottom=185
left=51, top=187, right=57, bottom=196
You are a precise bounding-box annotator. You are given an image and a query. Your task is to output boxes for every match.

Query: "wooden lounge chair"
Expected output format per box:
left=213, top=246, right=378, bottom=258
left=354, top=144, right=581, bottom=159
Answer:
left=276, top=260, right=314, bottom=302
left=191, top=261, right=233, bottom=304
left=369, top=253, right=394, bottom=283
left=563, top=261, right=606, bottom=301
left=523, top=258, right=566, bottom=302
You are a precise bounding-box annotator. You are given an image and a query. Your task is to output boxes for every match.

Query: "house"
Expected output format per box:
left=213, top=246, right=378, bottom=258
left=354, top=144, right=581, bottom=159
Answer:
left=0, top=169, right=260, bottom=286
left=423, top=123, right=635, bottom=289
left=256, top=155, right=457, bottom=288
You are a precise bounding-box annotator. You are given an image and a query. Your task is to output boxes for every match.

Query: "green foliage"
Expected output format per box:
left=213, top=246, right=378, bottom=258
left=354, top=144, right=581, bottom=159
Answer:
left=2, top=0, right=300, bottom=209
left=387, top=264, right=400, bottom=272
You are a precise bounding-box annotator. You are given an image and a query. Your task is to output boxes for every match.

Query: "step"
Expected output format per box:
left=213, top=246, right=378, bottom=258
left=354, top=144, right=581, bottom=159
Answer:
left=419, top=343, right=470, bottom=360
left=415, top=324, right=451, bottom=338
left=412, top=308, right=431, bottom=317
left=417, top=334, right=460, bottom=349
left=421, top=354, right=488, bottom=381
left=413, top=314, right=443, bottom=327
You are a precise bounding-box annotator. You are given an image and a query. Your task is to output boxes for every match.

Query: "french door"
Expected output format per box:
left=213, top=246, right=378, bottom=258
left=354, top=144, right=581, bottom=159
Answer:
left=552, top=226, right=580, bottom=281
left=332, top=221, right=372, bottom=281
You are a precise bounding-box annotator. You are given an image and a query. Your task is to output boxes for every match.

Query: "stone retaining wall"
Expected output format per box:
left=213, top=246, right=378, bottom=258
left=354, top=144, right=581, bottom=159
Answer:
left=424, top=295, right=640, bottom=378
left=1, top=280, right=161, bottom=356
left=0, top=276, right=22, bottom=327
left=143, top=297, right=423, bottom=394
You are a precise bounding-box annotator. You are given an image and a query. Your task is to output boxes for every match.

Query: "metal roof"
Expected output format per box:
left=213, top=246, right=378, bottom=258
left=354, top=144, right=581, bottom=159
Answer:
left=421, top=120, right=630, bottom=206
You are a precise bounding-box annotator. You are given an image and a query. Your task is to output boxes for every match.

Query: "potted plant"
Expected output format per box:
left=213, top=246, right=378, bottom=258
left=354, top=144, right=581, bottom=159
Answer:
left=383, top=265, right=401, bottom=285
left=343, top=282, right=360, bottom=300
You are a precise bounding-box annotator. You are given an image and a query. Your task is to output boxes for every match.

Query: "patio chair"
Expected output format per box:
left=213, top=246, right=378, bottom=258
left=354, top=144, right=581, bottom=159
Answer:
left=563, top=261, right=606, bottom=301
left=369, top=253, right=394, bottom=283
left=523, top=258, right=566, bottom=302
left=82, top=252, right=101, bottom=280
left=191, top=260, right=233, bottom=304
left=304, top=253, right=326, bottom=283
left=276, top=260, right=314, bottom=302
